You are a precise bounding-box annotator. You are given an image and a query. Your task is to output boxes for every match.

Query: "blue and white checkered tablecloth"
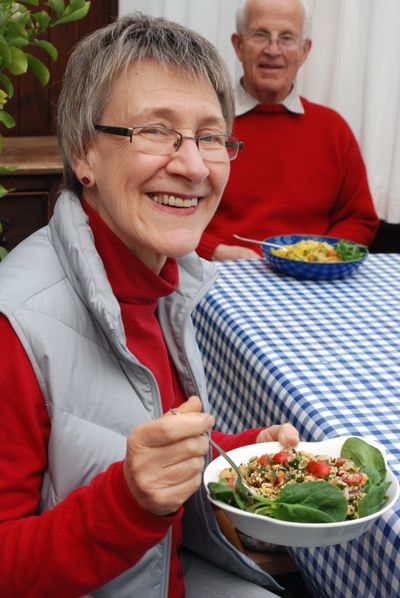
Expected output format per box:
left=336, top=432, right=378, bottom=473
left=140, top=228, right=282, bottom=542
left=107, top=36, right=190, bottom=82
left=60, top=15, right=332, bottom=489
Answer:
left=192, top=254, right=400, bottom=598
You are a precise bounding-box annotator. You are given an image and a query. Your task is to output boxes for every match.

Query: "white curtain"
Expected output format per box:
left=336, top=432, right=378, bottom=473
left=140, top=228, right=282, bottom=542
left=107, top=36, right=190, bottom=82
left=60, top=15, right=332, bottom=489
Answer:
left=119, top=0, right=400, bottom=223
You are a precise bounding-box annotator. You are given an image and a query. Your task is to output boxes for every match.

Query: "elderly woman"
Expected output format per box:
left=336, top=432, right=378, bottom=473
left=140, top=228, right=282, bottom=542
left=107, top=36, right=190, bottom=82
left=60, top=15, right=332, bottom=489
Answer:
left=0, top=13, right=299, bottom=598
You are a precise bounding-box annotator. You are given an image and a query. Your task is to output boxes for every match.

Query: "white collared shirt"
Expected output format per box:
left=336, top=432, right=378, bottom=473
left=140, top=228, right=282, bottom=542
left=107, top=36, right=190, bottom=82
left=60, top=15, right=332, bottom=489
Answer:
left=234, top=80, right=304, bottom=116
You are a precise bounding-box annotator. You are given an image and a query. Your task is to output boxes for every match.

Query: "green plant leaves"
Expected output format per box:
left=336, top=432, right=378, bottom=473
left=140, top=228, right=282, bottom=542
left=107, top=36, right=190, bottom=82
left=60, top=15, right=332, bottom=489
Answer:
left=2, top=46, right=28, bottom=75
left=26, top=52, right=50, bottom=85
left=0, top=109, right=16, bottom=128
left=18, top=1, right=40, bottom=6
left=46, top=0, right=66, bottom=15
left=32, top=10, right=51, bottom=30
left=0, top=73, right=12, bottom=100
left=32, top=39, right=57, bottom=60
left=53, top=2, right=90, bottom=26
left=0, top=0, right=91, bottom=139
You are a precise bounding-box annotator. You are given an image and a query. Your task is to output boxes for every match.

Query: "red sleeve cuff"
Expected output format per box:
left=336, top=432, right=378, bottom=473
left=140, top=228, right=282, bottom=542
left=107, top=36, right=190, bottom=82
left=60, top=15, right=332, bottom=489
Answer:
left=196, top=232, right=222, bottom=260
left=211, top=428, right=265, bottom=457
left=106, top=461, right=183, bottom=538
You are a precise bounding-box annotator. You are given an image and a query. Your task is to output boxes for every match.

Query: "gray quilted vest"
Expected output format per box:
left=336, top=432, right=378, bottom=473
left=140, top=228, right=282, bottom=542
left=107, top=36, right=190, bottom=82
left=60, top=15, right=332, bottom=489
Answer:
left=0, top=191, right=282, bottom=597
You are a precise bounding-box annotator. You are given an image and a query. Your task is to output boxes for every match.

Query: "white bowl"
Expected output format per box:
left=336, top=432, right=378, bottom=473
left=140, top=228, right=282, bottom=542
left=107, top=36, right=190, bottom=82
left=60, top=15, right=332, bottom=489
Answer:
left=204, top=436, right=399, bottom=548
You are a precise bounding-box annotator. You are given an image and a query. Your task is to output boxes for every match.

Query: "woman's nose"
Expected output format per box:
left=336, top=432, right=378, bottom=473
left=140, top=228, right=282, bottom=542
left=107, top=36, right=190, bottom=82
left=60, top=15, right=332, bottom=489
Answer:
left=166, top=137, right=210, bottom=181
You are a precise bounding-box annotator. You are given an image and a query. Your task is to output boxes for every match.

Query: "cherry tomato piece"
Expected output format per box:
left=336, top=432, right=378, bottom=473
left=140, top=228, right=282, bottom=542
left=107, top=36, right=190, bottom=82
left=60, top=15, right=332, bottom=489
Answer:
left=257, top=455, right=269, bottom=466
left=342, top=472, right=364, bottom=485
left=273, top=451, right=292, bottom=464
left=307, top=461, right=331, bottom=478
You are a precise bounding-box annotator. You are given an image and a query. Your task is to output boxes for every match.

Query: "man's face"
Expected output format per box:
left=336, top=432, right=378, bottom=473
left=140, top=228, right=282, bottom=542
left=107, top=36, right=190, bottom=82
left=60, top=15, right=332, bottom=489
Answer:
left=75, top=60, right=230, bottom=273
left=232, top=0, right=311, bottom=103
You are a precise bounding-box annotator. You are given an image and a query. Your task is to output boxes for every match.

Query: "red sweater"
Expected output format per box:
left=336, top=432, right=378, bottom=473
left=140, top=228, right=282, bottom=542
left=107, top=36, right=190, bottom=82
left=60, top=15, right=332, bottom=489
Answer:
left=0, top=202, right=261, bottom=597
left=198, top=100, right=379, bottom=259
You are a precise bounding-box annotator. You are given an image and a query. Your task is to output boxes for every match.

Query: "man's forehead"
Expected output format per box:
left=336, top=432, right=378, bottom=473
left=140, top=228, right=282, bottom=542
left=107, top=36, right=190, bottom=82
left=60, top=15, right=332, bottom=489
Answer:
left=246, top=0, right=305, bottom=27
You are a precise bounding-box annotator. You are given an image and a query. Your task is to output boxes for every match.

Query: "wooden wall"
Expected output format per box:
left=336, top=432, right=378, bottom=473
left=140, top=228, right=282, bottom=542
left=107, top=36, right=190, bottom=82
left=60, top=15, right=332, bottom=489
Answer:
left=5, top=1, right=118, bottom=137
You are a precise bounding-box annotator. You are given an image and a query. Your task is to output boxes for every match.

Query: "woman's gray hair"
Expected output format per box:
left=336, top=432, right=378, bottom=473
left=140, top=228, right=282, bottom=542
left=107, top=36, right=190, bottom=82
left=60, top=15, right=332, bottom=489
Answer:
left=236, top=0, right=312, bottom=40
left=57, top=12, right=234, bottom=193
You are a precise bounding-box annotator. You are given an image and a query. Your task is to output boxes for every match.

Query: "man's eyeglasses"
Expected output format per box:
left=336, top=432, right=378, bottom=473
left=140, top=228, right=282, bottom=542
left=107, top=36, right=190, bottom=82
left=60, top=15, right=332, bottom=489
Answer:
left=244, top=31, right=301, bottom=50
left=94, top=124, right=244, bottom=161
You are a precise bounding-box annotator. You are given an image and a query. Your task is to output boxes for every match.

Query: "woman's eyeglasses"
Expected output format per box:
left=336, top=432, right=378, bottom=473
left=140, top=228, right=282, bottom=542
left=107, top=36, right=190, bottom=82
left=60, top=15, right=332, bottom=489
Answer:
left=94, top=124, right=244, bottom=161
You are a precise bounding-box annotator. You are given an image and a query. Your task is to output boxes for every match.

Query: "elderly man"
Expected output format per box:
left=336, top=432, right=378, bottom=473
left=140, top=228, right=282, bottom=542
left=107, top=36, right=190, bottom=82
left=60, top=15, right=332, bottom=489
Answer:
left=197, top=0, right=379, bottom=261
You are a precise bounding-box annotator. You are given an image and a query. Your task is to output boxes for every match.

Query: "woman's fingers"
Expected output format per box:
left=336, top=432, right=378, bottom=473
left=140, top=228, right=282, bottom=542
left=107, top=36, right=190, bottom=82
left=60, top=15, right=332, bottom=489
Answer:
left=257, top=423, right=300, bottom=447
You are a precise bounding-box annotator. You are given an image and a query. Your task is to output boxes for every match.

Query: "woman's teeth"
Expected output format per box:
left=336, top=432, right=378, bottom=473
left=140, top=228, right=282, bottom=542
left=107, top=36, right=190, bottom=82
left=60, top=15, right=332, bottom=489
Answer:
left=149, top=193, right=198, bottom=207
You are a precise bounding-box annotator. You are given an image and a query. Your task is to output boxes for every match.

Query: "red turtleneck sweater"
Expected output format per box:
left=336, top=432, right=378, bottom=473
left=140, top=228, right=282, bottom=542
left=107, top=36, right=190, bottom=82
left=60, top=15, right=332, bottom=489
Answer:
left=198, top=100, right=379, bottom=259
left=0, top=201, right=262, bottom=597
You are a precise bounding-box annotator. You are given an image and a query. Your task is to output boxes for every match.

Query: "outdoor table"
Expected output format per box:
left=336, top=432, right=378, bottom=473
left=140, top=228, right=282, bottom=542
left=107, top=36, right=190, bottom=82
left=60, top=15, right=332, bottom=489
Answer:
left=193, top=254, right=400, bottom=598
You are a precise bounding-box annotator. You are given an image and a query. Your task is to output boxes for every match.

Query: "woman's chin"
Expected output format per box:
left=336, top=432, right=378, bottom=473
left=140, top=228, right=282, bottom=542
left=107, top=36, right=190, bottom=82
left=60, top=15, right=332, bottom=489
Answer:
left=158, top=235, right=201, bottom=259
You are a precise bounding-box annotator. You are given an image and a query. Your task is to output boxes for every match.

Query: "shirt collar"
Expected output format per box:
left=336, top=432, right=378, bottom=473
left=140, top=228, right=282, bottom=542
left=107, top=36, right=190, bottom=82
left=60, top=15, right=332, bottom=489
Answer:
left=234, top=80, right=305, bottom=116
left=81, top=199, right=179, bottom=305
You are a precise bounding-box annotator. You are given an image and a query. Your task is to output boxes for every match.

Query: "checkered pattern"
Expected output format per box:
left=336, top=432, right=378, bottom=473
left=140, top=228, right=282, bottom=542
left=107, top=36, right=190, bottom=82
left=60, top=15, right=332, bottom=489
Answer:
left=193, top=254, right=400, bottom=598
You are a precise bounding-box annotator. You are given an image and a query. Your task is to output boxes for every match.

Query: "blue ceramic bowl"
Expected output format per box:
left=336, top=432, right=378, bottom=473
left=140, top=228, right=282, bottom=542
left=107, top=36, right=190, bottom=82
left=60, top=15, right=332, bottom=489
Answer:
left=262, top=234, right=368, bottom=281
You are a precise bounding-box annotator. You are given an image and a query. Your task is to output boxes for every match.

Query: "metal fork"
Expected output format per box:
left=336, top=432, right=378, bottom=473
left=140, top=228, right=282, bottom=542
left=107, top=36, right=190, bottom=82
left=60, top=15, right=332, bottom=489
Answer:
left=233, top=233, right=287, bottom=252
left=170, top=408, right=258, bottom=496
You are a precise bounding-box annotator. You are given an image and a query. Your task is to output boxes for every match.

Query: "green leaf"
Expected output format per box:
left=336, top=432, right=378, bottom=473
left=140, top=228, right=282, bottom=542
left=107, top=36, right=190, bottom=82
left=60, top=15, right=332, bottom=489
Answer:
left=46, top=0, right=66, bottom=15
left=208, top=481, right=237, bottom=506
left=32, top=10, right=51, bottom=30
left=0, top=73, right=14, bottom=98
left=18, top=0, right=40, bottom=6
left=3, top=46, right=28, bottom=75
left=65, top=0, right=87, bottom=12
left=0, top=165, right=18, bottom=173
left=0, top=109, right=16, bottom=128
left=271, top=481, right=348, bottom=523
left=0, top=184, right=11, bottom=199
left=358, top=481, right=391, bottom=517
left=53, top=2, right=90, bottom=25
left=6, top=37, right=30, bottom=48
left=26, top=53, right=50, bottom=85
left=0, top=246, right=8, bottom=260
left=0, top=42, right=12, bottom=64
left=0, top=89, right=8, bottom=107
left=32, top=39, right=57, bottom=61
left=341, top=437, right=387, bottom=488
left=335, top=239, right=367, bottom=262
left=4, top=21, right=30, bottom=42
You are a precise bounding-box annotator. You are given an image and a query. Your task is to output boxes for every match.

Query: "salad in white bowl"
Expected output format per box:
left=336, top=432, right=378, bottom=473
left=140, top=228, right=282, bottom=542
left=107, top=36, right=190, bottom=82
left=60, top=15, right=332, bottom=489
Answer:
left=204, top=436, right=399, bottom=547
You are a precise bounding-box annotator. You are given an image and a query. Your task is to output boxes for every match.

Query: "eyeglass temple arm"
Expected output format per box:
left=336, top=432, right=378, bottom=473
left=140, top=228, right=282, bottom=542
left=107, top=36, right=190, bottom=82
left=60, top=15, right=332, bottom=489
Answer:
left=226, top=140, right=244, bottom=150
left=94, top=124, right=134, bottom=141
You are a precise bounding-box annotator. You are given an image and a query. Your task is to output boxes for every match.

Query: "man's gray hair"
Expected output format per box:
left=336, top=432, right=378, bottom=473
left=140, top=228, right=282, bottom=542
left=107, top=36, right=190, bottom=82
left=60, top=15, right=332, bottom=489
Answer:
left=57, top=12, right=234, bottom=193
left=236, top=0, right=312, bottom=39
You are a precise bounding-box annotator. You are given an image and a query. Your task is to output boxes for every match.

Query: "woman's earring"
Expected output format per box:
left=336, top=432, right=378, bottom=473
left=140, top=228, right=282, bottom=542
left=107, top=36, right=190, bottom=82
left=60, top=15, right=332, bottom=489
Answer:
left=80, top=176, right=91, bottom=186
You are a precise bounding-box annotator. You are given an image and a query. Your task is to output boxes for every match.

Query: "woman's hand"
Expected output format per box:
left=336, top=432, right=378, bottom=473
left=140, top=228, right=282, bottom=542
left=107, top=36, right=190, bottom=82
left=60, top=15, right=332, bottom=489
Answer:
left=212, top=243, right=262, bottom=261
left=123, top=396, right=214, bottom=515
left=256, top=424, right=300, bottom=447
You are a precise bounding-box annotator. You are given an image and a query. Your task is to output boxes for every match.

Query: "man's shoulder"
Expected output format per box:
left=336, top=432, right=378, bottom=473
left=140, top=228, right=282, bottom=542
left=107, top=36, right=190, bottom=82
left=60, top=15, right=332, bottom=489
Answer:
left=301, top=97, right=347, bottom=123
left=301, top=97, right=356, bottom=139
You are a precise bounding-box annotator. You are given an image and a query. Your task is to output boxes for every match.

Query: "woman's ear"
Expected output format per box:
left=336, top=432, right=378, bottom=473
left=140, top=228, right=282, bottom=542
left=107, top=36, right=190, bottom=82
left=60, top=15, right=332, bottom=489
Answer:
left=73, top=153, right=95, bottom=187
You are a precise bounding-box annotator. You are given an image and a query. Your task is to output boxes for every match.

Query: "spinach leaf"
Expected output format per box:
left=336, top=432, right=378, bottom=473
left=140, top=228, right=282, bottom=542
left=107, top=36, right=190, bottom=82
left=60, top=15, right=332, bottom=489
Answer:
left=334, top=239, right=367, bottom=261
left=358, top=481, right=391, bottom=517
left=341, top=437, right=387, bottom=488
left=207, top=480, right=248, bottom=510
left=269, top=481, right=348, bottom=523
